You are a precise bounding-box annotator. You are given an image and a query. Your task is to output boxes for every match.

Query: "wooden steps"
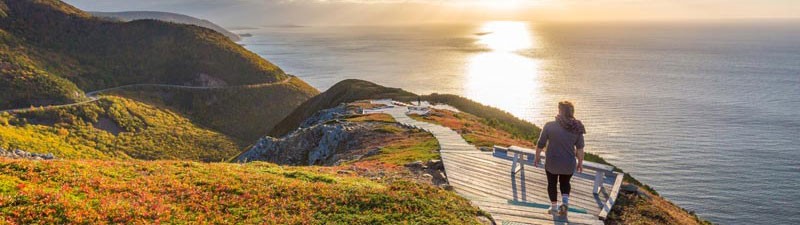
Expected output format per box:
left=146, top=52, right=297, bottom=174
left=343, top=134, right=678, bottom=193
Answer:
left=369, top=102, right=622, bottom=225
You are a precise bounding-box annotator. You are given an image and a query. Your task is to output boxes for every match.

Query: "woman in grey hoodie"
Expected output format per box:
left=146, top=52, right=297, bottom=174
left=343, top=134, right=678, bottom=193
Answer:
left=534, top=101, right=586, bottom=216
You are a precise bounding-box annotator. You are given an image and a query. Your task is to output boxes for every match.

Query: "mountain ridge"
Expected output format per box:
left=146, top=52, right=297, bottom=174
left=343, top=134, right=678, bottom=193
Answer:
left=90, top=11, right=242, bottom=42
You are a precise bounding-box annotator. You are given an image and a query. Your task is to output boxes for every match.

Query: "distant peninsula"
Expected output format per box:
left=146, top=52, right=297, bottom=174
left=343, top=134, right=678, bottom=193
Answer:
left=90, top=11, right=241, bottom=42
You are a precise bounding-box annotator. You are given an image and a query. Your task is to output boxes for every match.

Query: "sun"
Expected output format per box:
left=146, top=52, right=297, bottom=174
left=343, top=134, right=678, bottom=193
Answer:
left=477, top=21, right=534, bottom=52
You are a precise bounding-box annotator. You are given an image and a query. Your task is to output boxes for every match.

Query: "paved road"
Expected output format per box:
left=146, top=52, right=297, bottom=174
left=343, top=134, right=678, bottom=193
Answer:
left=1, top=76, right=293, bottom=114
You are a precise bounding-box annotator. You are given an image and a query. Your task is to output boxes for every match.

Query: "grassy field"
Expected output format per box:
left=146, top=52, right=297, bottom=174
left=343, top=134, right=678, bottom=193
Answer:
left=0, top=159, right=485, bottom=224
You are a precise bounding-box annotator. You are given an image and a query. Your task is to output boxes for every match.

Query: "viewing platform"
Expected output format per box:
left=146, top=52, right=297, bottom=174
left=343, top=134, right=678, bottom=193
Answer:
left=368, top=100, right=624, bottom=225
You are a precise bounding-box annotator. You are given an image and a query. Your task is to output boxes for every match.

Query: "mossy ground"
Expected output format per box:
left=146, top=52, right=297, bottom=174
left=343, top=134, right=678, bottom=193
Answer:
left=362, top=133, right=440, bottom=166
left=333, top=110, right=441, bottom=169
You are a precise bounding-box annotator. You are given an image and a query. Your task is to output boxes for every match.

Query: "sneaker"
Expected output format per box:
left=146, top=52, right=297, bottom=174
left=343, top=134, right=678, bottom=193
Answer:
left=558, top=204, right=569, bottom=216
left=547, top=205, right=558, bottom=215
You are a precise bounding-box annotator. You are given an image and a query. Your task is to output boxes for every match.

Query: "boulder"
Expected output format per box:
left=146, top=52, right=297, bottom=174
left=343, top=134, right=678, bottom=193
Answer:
left=405, top=160, right=424, bottom=168
left=0, top=149, right=56, bottom=160
left=440, top=184, right=454, bottom=191
left=426, top=159, right=444, bottom=170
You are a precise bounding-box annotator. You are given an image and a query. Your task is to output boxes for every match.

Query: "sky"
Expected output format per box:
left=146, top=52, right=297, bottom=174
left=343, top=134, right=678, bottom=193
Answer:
left=64, top=0, right=800, bottom=26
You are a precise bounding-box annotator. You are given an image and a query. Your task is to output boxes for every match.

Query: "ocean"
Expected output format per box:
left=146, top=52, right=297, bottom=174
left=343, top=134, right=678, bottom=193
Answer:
left=239, top=21, right=800, bottom=224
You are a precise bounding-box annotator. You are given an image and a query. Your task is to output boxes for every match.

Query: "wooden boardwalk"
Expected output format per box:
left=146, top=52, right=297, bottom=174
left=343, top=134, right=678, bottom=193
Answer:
left=372, top=101, right=621, bottom=225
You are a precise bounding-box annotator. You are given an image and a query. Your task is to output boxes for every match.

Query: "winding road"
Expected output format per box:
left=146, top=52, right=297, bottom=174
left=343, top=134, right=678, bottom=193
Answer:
left=1, top=76, right=294, bottom=114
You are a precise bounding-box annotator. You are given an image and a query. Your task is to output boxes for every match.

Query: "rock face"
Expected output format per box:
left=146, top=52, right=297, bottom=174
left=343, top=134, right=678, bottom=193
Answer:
left=236, top=104, right=406, bottom=166
left=298, top=105, right=348, bottom=129
left=0, top=148, right=56, bottom=160
left=236, top=122, right=372, bottom=165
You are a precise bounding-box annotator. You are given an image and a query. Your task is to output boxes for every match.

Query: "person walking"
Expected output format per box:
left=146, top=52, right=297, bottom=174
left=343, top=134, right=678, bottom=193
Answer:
left=534, top=101, right=586, bottom=216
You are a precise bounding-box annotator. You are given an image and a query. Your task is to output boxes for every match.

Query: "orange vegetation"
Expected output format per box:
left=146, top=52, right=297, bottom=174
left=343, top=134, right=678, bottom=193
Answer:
left=0, top=159, right=483, bottom=224
left=410, top=109, right=533, bottom=148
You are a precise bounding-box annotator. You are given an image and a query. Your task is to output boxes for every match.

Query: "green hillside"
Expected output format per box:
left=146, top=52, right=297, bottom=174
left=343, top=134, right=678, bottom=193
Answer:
left=0, top=96, right=241, bottom=161
left=0, top=22, right=87, bottom=109
left=103, top=77, right=318, bottom=144
left=0, top=0, right=294, bottom=109
left=0, top=0, right=319, bottom=152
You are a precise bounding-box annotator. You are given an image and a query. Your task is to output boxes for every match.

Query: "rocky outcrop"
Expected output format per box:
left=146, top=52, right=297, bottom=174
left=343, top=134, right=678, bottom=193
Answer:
left=236, top=104, right=406, bottom=166
left=0, top=148, right=56, bottom=160
left=298, top=104, right=348, bottom=129
left=236, top=122, right=376, bottom=165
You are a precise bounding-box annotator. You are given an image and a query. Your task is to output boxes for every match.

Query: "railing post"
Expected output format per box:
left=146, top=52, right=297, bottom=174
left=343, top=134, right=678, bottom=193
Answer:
left=511, top=153, right=520, bottom=176
left=593, top=170, right=605, bottom=194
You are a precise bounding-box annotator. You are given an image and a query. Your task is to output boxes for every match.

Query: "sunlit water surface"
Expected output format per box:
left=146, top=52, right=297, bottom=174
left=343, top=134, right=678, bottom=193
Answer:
left=240, top=21, right=800, bottom=224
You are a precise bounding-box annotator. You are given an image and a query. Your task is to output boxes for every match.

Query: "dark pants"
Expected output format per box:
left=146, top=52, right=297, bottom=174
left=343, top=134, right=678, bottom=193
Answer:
left=546, top=170, right=573, bottom=202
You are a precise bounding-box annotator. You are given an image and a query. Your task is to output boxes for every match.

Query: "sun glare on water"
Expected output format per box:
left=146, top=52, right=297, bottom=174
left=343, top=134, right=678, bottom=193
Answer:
left=465, top=21, right=543, bottom=121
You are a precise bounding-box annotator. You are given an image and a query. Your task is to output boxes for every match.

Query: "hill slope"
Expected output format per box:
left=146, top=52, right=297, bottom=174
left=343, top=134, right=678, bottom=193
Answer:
left=91, top=11, right=241, bottom=42
left=0, top=0, right=318, bottom=149
left=0, top=96, right=241, bottom=161
left=0, top=0, right=297, bottom=109
left=104, top=77, right=318, bottom=144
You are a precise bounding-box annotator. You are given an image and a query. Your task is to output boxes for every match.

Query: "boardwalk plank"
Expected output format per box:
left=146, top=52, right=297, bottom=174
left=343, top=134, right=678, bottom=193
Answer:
left=444, top=169, right=604, bottom=214
left=442, top=153, right=603, bottom=191
left=476, top=204, right=601, bottom=225
left=442, top=167, right=603, bottom=212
